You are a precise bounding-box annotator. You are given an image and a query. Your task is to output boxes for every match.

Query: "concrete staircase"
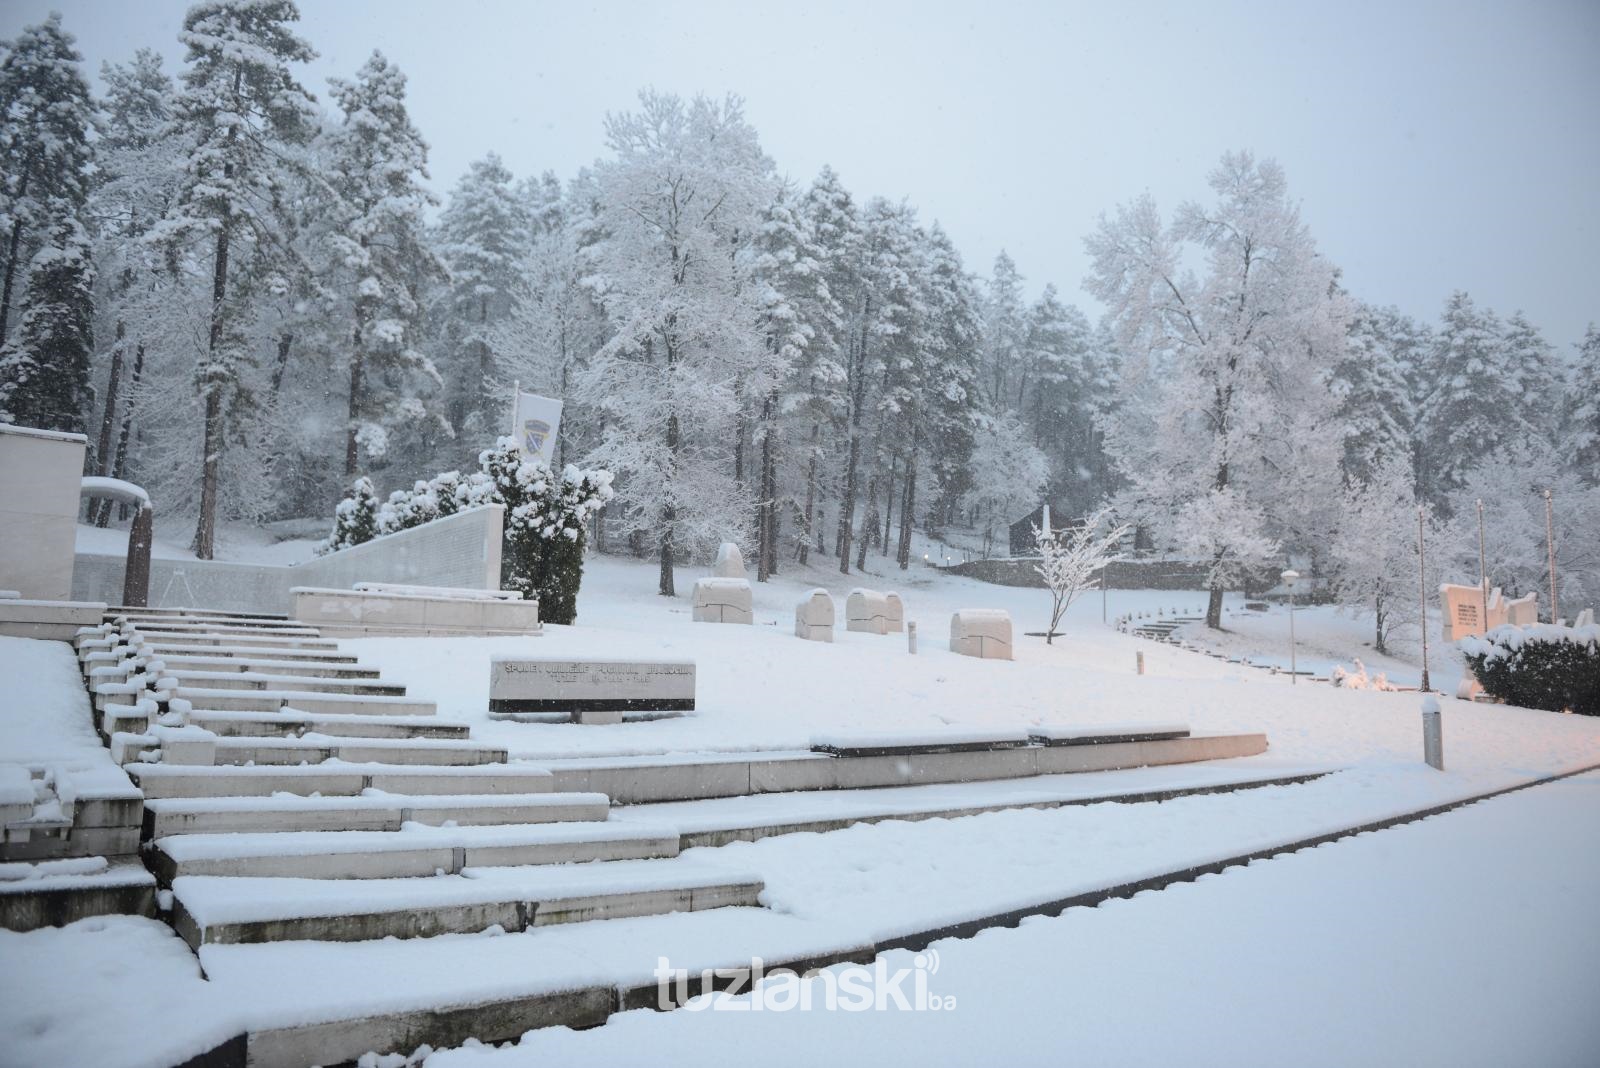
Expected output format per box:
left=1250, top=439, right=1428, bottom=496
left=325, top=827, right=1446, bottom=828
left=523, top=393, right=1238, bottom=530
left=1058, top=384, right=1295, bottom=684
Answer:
left=67, top=609, right=768, bottom=953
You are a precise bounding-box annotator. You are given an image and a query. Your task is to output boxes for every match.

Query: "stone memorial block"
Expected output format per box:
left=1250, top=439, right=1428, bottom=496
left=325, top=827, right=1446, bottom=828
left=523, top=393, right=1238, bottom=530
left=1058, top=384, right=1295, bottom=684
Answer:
left=692, top=578, right=753, bottom=624
left=846, top=588, right=890, bottom=635
left=712, top=542, right=747, bottom=579
left=1575, top=608, right=1596, bottom=628
left=1503, top=592, right=1538, bottom=627
left=884, top=592, right=905, bottom=633
left=795, top=589, right=835, bottom=642
left=950, top=608, right=1013, bottom=660
left=489, top=657, right=696, bottom=725
left=1439, top=583, right=1491, bottom=642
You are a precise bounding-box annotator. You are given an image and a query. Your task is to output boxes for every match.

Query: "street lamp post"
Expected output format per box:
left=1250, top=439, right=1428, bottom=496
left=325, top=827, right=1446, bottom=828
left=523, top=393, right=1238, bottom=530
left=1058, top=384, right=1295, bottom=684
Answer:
left=1281, top=569, right=1300, bottom=685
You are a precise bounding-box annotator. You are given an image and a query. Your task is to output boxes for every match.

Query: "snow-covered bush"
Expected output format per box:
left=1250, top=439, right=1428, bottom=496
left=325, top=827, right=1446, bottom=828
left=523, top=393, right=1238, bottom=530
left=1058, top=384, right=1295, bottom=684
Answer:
left=478, top=438, right=614, bottom=624
left=319, top=477, right=380, bottom=554
left=1330, top=659, right=1399, bottom=692
left=1460, top=624, right=1600, bottom=716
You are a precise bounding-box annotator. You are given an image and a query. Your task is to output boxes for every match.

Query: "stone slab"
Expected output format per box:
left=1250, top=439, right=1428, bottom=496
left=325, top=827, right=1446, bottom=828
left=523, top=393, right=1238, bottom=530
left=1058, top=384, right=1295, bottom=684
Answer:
left=489, top=658, right=695, bottom=715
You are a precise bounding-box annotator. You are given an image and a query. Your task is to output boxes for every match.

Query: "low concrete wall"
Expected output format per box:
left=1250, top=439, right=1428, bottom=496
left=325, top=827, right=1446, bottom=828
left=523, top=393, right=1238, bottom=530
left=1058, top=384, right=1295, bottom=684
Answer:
left=72, top=505, right=505, bottom=614
left=939, top=556, right=1213, bottom=590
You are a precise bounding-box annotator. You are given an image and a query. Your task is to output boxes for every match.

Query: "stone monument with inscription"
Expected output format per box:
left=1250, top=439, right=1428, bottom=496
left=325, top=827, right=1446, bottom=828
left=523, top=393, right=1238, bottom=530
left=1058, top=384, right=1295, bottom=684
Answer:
left=488, top=656, right=695, bottom=725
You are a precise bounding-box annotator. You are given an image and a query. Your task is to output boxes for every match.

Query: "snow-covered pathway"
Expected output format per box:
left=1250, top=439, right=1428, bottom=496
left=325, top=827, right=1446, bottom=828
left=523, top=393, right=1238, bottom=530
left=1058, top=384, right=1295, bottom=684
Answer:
left=424, top=771, right=1600, bottom=1068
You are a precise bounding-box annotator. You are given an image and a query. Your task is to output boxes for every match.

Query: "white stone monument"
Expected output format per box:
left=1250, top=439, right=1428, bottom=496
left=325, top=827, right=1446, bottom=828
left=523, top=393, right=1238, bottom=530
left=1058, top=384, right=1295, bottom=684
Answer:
left=845, top=588, right=890, bottom=635
left=0, top=424, right=86, bottom=600
left=950, top=608, right=1013, bottom=660
left=795, top=589, right=835, bottom=642
left=712, top=542, right=746, bottom=579
left=489, top=656, right=695, bottom=725
left=884, top=592, right=905, bottom=633
left=692, top=577, right=753, bottom=624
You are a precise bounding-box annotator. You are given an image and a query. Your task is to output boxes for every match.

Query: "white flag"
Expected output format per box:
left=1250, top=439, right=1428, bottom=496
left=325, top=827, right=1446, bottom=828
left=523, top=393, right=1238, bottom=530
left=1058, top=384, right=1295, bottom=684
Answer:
left=510, top=390, right=563, bottom=466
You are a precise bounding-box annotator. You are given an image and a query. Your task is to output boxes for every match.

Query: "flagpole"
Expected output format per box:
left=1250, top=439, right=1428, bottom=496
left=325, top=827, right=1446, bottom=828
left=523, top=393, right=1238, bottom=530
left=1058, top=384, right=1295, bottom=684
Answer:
left=509, top=379, right=519, bottom=443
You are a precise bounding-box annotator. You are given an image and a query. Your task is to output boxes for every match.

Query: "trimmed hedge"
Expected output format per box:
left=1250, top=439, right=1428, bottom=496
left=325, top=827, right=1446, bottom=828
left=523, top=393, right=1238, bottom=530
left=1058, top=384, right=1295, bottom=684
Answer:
left=1460, top=624, right=1600, bottom=716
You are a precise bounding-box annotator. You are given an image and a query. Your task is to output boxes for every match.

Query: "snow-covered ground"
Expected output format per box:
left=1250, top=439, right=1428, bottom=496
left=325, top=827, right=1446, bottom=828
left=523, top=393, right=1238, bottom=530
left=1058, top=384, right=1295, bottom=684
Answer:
left=422, top=771, right=1600, bottom=1068
left=74, top=518, right=323, bottom=566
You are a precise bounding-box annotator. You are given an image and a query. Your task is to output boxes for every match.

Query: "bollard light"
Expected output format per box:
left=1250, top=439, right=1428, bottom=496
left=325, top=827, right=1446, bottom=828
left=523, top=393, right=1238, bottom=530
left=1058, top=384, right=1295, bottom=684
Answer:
left=1281, top=569, right=1300, bottom=684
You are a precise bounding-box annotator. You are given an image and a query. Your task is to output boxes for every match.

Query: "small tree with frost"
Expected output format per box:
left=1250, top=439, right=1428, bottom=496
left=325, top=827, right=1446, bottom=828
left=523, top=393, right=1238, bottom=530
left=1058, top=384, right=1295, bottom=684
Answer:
left=1034, top=507, right=1129, bottom=644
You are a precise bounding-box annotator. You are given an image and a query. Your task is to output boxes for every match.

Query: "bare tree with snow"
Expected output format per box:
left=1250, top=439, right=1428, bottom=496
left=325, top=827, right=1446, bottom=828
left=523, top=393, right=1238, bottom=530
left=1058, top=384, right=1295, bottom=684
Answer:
left=1034, top=507, right=1128, bottom=644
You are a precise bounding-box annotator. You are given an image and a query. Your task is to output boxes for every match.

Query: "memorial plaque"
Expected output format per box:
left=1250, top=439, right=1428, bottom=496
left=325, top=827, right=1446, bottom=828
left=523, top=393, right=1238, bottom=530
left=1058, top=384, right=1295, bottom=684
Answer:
left=489, top=657, right=695, bottom=714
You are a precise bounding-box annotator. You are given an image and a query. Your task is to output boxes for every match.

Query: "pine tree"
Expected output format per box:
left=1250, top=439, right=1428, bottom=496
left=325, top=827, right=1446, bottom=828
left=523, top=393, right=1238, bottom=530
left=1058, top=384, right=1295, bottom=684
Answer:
left=324, top=50, right=445, bottom=477
left=434, top=153, right=529, bottom=448
left=978, top=251, right=1026, bottom=412
left=1569, top=325, right=1600, bottom=485
left=0, top=13, right=95, bottom=348
left=1331, top=304, right=1419, bottom=486
left=1420, top=292, right=1531, bottom=505
left=320, top=475, right=380, bottom=553
left=0, top=213, right=95, bottom=432
left=153, top=0, right=317, bottom=558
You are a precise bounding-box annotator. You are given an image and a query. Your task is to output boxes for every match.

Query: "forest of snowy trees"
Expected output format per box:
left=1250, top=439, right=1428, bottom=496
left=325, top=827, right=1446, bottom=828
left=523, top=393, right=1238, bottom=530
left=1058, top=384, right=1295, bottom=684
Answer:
left=1, top=5, right=1595, bottom=617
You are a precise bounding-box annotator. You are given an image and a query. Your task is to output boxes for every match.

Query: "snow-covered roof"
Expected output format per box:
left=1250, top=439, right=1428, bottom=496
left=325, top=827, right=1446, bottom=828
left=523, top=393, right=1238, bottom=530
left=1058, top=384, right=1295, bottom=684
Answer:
left=0, top=423, right=88, bottom=444
left=79, top=476, right=151, bottom=506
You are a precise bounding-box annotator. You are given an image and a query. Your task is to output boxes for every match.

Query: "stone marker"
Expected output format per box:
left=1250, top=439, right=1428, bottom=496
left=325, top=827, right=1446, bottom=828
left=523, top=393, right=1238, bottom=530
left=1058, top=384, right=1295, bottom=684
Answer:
left=884, top=592, right=905, bottom=633
left=794, top=589, right=834, bottom=642
left=692, top=578, right=753, bottom=624
left=950, top=608, right=1013, bottom=660
left=1503, top=592, right=1538, bottom=626
left=489, top=657, right=695, bottom=725
left=1576, top=608, right=1596, bottom=628
left=846, top=588, right=890, bottom=635
left=712, top=542, right=746, bottom=579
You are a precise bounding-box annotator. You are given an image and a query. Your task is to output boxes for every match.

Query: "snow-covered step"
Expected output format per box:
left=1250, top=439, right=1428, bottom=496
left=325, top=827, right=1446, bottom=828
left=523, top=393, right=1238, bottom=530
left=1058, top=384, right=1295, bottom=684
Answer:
left=206, top=736, right=508, bottom=767
left=112, top=615, right=311, bottom=633
left=1029, top=724, right=1192, bottom=746
left=144, top=792, right=610, bottom=838
left=169, top=687, right=437, bottom=717
left=183, top=708, right=470, bottom=741
left=150, top=654, right=381, bottom=679
left=149, top=822, right=680, bottom=881
left=138, top=641, right=357, bottom=663
left=135, top=632, right=341, bottom=651
left=107, top=605, right=292, bottom=623
left=117, top=621, right=325, bottom=639
left=126, top=763, right=556, bottom=799
left=161, top=669, right=406, bottom=696
left=169, top=857, right=761, bottom=947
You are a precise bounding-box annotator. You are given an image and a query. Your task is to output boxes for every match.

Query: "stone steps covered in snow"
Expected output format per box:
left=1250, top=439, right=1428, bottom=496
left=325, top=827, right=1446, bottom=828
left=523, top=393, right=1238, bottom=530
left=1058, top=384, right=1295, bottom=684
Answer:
left=105, top=606, right=293, bottom=624
left=144, top=654, right=382, bottom=679
left=126, top=762, right=557, bottom=800
left=183, top=708, right=471, bottom=740
left=132, top=641, right=358, bottom=663
left=112, top=620, right=326, bottom=640
left=131, top=632, right=342, bottom=652
left=149, top=822, right=681, bottom=881
left=0, top=856, right=156, bottom=931
left=144, top=791, right=610, bottom=838
left=157, top=669, right=407, bottom=696
left=192, top=735, right=508, bottom=768
left=169, top=857, right=760, bottom=947
left=159, top=687, right=436, bottom=717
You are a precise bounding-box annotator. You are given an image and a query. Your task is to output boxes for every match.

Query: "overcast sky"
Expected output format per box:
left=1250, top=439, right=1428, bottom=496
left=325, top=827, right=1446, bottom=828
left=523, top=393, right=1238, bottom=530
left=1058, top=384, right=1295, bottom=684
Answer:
left=7, top=0, right=1598, bottom=352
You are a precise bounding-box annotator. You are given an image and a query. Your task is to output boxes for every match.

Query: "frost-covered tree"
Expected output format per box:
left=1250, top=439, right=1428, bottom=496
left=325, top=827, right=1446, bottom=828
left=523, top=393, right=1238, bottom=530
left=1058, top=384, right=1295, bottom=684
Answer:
left=324, top=50, right=445, bottom=476
left=434, top=153, right=529, bottom=447
left=1330, top=454, right=1441, bottom=654
left=1420, top=292, right=1541, bottom=506
left=0, top=214, right=95, bottom=432
left=152, top=0, right=317, bottom=558
left=0, top=13, right=95, bottom=348
left=1087, top=152, right=1352, bottom=627
left=1568, top=325, right=1600, bottom=484
left=1331, top=304, right=1421, bottom=486
left=575, top=91, right=775, bottom=596
left=961, top=413, right=1048, bottom=556
left=1033, top=507, right=1128, bottom=644
left=978, top=250, right=1026, bottom=411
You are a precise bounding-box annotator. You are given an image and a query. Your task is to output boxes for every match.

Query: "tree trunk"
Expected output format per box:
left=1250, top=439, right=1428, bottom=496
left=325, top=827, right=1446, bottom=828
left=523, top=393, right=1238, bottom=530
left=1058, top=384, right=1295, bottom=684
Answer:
left=0, top=168, right=31, bottom=347
left=658, top=329, right=679, bottom=597
left=109, top=342, right=144, bottom=523
left=194, top=219, right=232, bottom=561
left=270, top=331, right=294, bottom=395
left=798, top=422, right=819, bottom=566
left=1205, top=580, right=1224, bottom=629
left=344, top=300, right=369, bottom=477
left=837, top=433, right=860, bottom=573
left=881, top=457, right=896, bottom=557
left=855, top=474, right=877, bottom=571
left=755, top=395, right=772, bottom=582
left=89, top=323, right=126, bottom=526
left=897, top=431, right=918, bottom=570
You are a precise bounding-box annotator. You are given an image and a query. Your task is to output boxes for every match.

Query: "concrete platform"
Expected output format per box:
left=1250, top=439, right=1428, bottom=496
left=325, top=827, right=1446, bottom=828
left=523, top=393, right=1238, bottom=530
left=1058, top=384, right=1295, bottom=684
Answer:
left=183, top=708, right=471, bottom=740
left=158, top=670, right=406, bottom=696
left=204, top=736, right=509, bottom=768
left=150, top=823, right=681, bottom=881
left=135, top=641, right=358, bottom=663
left=127, top=763, right=557, bottom=799
left=170, top=858, right=761, bottom=946
left=148, top=654, right=381, bottom=679
left=543, top=732, right=1271, bottom=804
left=145, top=792, right=611, bottom=838
left=167, top=687, right=437, bottom=717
